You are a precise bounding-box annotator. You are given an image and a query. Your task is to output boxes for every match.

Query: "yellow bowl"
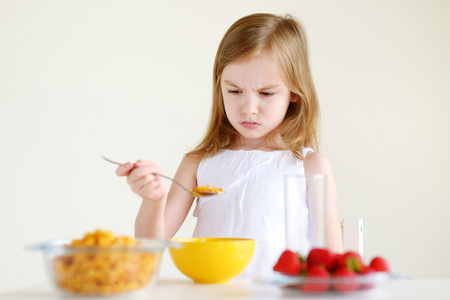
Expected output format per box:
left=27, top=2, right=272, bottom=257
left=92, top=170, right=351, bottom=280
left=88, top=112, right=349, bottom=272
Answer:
left=169, top=237, right=255, bottom=284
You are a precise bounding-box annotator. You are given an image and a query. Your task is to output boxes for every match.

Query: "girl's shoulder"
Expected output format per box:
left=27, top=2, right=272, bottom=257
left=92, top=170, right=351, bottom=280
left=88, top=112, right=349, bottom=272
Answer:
left=182, top=152, right=203, bottom=167
left=176, top=153, right=203, bottom=180
left=304, top=151, right=333, bottom=174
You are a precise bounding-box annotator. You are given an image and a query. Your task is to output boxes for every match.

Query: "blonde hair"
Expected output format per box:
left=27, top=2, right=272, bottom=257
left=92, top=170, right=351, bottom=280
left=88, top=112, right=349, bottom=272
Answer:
left=190, top=13, right=320, bottom=160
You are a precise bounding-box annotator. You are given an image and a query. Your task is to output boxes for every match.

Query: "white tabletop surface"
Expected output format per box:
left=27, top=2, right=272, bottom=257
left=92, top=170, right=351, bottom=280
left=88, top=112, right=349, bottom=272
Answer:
left=0, top=277, right=448, bottom=300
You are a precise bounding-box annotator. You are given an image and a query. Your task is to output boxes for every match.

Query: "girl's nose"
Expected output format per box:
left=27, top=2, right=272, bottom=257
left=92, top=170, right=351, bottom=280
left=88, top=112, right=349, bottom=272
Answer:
left=241, top=94, right=259, bottom=116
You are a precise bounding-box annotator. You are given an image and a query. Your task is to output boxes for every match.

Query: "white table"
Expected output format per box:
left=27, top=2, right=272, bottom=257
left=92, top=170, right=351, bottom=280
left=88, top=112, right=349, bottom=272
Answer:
left=1, top=278, right=448, bottom=299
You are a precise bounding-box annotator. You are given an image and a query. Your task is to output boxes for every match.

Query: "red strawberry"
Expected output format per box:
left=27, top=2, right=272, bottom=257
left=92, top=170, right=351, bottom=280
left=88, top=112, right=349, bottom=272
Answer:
left=300, top=265, right=330, bottom=292
left=307, top=248, right=336, bottom=271
left=273, top=250, right=301, bottom=275
left=369, top=256, right=390, bottom=272
left=360, top=265, right=375, bottom=275
left=332, top=268, right=359, bottom=292
left=336, top=251, right=363, bottom=272
left=299, top=256, right=308, bottom=275
left=331, top=253, right=343, bottom=271
left=359, top=265, right=376, bottom=289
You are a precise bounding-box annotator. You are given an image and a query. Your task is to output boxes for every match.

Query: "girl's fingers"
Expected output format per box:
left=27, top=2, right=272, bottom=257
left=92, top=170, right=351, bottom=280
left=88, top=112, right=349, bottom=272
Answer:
left=127, top=164, right=162, bottom=188
left=115, top=159, right=165, bottom=199
left=128, top=167, right=165, bottom=198
left=116, top=162, right=134, bottom=176
left=133, top=160, right=153, bottom=168
left=138, top=177, right=162, bottom=192
left=115, top=160, right=155, bottom=177
left=128, top=171, right=156, bottom=188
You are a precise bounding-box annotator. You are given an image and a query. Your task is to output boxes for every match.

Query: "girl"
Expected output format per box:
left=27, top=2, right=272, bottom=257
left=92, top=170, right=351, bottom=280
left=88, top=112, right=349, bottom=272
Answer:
left=116, top=13, right=343, bottom=278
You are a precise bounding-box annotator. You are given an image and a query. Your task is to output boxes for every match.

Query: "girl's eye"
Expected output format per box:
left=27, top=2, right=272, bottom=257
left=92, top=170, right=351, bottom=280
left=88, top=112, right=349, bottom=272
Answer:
left=228, top=90, right=241, bottom=94
left=260, top=91, right=274, bottom=96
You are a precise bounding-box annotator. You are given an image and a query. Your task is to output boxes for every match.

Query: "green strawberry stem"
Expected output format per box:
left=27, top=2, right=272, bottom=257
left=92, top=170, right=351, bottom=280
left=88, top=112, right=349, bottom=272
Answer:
left=346, top=258, right=362, bottom=272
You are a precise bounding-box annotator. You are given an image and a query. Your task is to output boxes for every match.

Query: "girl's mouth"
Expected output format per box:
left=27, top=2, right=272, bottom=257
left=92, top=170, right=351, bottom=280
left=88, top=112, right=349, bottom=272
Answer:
left=240, top=121, right=260, bottom=129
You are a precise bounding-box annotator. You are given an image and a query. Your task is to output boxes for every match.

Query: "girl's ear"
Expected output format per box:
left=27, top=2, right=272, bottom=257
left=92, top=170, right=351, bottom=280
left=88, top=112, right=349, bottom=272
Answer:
left=290, top=93, right=299, bottom=103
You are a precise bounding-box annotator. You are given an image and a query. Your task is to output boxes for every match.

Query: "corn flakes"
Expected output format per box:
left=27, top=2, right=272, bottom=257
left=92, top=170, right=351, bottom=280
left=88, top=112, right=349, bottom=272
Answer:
left=190, top=185, right=225, bottom=196
left=52, top=229, right=158, bottom=296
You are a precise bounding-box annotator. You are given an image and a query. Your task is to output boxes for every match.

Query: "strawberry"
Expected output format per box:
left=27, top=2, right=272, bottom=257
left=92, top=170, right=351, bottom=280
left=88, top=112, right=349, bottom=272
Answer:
left=273, top=250, right=301, bottom=275
left=369, top=256, right=390, bottom=272
left=299, top=256, right=308, bottom=275
left=336, top=251, right=363, bottom=272
left=360, top=265, right=375, bottom=275
left=332, top=268, right=359, bottom=292
left=331, top=253, right=343, bottom=271
left=307, top=248, right=337, bottom=271
left=300, top=265, right=330, bottom=292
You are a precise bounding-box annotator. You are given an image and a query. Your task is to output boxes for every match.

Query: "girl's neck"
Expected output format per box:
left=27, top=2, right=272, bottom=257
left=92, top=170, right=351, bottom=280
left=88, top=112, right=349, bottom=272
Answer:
left=229, top=135, right=287, bottom=151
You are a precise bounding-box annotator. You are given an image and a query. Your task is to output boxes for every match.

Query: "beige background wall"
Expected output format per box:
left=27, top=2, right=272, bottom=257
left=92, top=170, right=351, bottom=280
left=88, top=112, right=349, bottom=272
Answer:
left=1, top=0, right=449, bottom=293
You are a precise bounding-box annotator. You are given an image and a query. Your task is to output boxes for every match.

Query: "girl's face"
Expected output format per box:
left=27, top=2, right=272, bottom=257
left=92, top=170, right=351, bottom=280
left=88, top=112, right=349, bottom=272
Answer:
left=221, top=55, right=293, bottom=150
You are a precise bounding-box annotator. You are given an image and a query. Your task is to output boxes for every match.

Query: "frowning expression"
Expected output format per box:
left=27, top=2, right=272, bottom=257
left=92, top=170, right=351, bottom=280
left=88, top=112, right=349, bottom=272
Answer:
left=221, top=55, right=293, bottom=149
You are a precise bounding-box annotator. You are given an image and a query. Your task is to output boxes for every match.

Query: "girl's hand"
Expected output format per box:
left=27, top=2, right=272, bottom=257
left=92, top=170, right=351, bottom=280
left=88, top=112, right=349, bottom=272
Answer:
left=116, top=160, right=167, bottom=201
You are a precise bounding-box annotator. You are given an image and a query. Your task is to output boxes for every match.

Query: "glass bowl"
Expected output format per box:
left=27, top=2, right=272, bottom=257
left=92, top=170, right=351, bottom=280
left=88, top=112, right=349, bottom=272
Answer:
left=29, top=238, right=178, bottom=296
left=271, top=271, right=394, bottom=294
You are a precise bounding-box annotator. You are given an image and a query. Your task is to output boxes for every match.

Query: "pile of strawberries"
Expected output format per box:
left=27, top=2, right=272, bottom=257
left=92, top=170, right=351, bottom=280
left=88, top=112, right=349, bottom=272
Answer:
left=273, top=248, right=390, bottom=292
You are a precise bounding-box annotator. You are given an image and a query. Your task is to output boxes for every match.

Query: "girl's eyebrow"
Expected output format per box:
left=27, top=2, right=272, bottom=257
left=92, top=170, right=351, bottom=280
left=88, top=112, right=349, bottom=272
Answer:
left=259, top=84, right=279, bottom=90
left=223, top=80, right=242, bottom=89
left=223, top=80, right=279, bottom=90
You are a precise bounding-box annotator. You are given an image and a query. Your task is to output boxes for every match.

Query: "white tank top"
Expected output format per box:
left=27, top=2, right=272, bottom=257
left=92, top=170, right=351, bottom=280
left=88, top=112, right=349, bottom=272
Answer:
left=193, top=148, right=313, bottom=279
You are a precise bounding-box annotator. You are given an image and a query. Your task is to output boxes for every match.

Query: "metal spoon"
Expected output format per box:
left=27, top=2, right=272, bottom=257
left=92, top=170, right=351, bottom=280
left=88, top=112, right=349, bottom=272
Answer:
left=101, top=156, right=220, bottom=197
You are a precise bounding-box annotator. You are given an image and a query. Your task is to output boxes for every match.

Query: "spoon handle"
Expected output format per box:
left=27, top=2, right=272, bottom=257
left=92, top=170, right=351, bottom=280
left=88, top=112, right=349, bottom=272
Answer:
left=152, top=173, right=191, bottom=193
left=101, top=155, right=191, bottom=193
left=101, top=156, right=121, bottom=165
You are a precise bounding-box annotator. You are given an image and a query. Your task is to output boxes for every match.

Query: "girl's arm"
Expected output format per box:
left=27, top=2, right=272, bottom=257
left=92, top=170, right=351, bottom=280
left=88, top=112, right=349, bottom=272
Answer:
left=116, top=155, right=200, bottom=240
left=304, top=152, right=344, bottom=253
left=163, top=154, right=200, bottom=239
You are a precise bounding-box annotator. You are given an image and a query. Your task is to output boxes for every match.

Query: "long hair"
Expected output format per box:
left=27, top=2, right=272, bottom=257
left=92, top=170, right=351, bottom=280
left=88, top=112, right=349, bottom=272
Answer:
left=190, top=13, right=320, bottom=160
